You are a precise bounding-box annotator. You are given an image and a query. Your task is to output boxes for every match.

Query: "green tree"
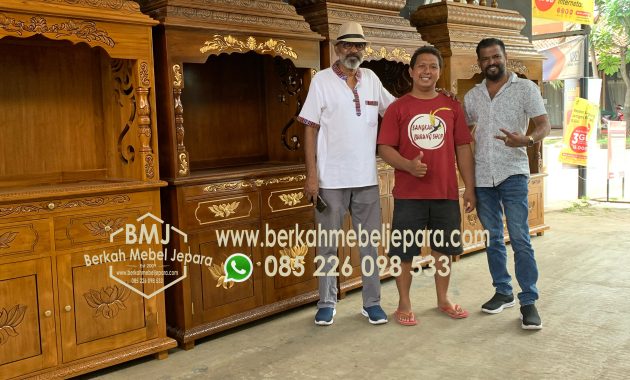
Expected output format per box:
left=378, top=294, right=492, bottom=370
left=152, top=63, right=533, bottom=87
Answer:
left=592, top=0, right=630, bottom=133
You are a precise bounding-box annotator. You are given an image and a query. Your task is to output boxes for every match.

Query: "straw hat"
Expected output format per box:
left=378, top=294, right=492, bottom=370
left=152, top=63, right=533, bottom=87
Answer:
left=335, top=21, right=369, bottom=44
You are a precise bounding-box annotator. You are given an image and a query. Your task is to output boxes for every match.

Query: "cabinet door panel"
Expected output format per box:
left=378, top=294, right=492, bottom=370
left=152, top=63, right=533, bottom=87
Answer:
left=189, top=223, right=263, bottom=324
left=0, top=259, right=56, bottom=379
left=57, top=249, right=159, bottom=362
left=262, top=212, right=318, bottom=303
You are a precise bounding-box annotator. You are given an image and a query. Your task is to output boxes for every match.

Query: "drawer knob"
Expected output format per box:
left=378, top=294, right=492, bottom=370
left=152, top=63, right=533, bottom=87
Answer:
left=47, top=202, right=55, bottom=210
left=44, top=310, right=52, bottom=317
left=64, top=305, right=72, bottom=312
left=104, top=225, right=112, bottom=232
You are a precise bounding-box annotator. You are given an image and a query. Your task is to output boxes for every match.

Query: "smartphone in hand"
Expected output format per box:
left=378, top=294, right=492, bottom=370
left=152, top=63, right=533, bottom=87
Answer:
left=313, top=195, right=327, bottom=213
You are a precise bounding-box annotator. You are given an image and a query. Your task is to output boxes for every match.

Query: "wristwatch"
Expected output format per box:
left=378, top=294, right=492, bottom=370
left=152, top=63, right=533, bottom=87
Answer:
left=526, top=135, right=535, bottom=147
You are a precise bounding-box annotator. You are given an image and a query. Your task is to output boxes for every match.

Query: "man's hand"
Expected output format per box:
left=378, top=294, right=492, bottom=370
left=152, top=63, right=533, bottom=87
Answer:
left=304, top=175, right=319, bottom=203
left=436, top=87, right=458, bottom=101
left=406, top=151, right=428, bottom=177
left=463, top=187, right=476, bottom=213
left=495, top=128, right=528, bottom=147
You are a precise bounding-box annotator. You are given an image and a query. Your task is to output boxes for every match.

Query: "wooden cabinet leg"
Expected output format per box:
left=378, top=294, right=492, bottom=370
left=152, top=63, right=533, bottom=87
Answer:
left=181, top=341, right=195, bottom=351
left=154, top=350, right=169, bottom=360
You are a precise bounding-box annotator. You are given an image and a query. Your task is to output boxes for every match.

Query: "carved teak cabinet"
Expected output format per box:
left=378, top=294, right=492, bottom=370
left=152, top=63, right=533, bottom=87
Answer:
left=0, top=0, right=176, bottom=378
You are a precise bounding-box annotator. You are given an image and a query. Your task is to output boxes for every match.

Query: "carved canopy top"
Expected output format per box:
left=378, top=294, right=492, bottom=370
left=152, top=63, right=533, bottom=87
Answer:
left=411, top=1, right=542, bottom=61
left=289, top=0, right=406, bottom=12
left=140, top=0, right=323, bottom=42
left=411, top=2, right=525, bottom=32
left=40, top=0, right=141, bottom=12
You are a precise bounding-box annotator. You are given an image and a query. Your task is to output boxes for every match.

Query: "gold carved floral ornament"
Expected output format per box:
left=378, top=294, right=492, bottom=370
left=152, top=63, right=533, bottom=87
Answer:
left=0, top=304, right=27, bottom=345
left=172, top=64, right=183, bottom=88
left=178, top=152, right=189, bottom=175
left=83, top=285, right=130, bottom=319
left=279, top=192, right=303, bottom=206
left=209, top=201, right=240, bottom=218
left=203, top=181, right=252, bottom=193
left=200, top=35, right=298, bottom=60
left=83, top=218, right=125, bottom=237
left=364, top=46, right=411, bottom=64
left=280, top=245, right=308, bottom=271
left=209, top=262, right=235, bottom=289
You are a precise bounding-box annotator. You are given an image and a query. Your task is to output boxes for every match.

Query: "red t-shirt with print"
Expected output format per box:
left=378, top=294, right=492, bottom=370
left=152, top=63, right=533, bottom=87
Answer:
left=377, top=93, right=472, bottom=200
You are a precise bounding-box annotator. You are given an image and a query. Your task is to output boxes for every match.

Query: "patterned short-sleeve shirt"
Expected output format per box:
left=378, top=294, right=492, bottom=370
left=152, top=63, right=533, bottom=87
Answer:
left=463, top=72, right=547, bottom=187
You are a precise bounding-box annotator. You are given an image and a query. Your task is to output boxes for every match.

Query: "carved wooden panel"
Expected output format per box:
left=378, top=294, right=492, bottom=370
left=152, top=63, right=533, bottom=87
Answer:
left=263, top=187, right=311, bottom=217
left=0, top=259, right=56, bottom=378
left=57, top=251, right=157, bottom=362
left=189, top=224, right=263, bottom=324
left=262, top=213, right=317, bottom=303
left=54, top=209, right=141, bottom=250
left=187, top=193, right=260, bottom=227
left=71, top=262, right=145, bottom=345
left=0, top=219, right=50, bottom=258
left=0, top=277, right=39, bottom=364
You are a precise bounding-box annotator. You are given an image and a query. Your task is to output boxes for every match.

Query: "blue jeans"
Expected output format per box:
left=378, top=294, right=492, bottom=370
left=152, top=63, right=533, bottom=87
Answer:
left=475, top=175, right=539, bottom=305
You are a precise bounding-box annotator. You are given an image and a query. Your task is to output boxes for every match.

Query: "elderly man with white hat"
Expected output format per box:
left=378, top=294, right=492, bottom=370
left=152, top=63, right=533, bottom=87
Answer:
left=297, top=21, right=395, bottom=326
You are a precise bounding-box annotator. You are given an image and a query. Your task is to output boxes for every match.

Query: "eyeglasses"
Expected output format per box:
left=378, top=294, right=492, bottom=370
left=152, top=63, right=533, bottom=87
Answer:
left=339, top=42, right=366, bottom=51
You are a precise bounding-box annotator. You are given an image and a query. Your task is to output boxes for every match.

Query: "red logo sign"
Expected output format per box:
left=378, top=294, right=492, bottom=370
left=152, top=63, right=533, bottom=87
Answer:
left=569, top=126, right=588, bottom=153
left=536, top=0, right=556, bottom=12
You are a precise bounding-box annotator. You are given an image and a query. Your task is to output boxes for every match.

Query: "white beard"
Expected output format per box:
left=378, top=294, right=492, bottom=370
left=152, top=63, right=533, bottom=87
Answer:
left=342, top=55, right=362, bottom=70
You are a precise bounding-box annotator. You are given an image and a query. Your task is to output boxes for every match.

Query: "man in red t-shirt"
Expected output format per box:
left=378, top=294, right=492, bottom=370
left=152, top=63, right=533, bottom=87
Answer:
left=377, top=46, right=475, bottom=326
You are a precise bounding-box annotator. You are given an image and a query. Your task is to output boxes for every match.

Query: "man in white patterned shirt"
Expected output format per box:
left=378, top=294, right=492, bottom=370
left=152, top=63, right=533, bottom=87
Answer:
left=464, top=38, right=550, bottom=330
left=297, top=21, right=395, bottom=326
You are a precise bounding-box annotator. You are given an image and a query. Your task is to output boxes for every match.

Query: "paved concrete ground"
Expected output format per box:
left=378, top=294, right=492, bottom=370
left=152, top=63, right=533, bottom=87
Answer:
left=86, top=203, right=630, bottom=380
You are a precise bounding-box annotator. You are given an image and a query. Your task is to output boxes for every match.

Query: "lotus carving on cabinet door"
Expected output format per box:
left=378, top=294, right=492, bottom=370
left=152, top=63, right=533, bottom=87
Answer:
left=83, top=218, right=125, bottom=237
left=0, top=304, right=27, bottom=345
left=280, top=245, right=308, bottom=270
left=83, top=285, right=131, bottom=319
left=208, top=262, right=234, bottom=289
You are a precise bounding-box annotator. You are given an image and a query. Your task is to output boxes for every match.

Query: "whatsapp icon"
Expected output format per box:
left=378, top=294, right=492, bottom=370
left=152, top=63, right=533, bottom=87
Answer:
left=224, top=253, right=253, bottom=283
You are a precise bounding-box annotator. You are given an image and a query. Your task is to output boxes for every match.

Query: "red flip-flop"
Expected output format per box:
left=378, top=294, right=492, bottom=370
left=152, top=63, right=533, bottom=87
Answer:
left=393, top=310, right=418, bottom=326
left=438, top=304, right=469, bottom=319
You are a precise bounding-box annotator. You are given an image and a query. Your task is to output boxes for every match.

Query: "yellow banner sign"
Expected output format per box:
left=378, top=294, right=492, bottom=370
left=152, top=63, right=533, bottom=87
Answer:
left=533, top=0, right=594, bottom=25
left=559, top=97, right=599, bottom=166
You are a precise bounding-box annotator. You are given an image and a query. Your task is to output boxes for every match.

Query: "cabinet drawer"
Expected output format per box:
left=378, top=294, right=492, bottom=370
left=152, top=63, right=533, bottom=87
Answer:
left=54, top=209, right=143, bottom=250
left=184, top=192, right=260, bottom=228
left=262, top=187, right=311, bottom=217
left=0, top=219, right=50, bottom=258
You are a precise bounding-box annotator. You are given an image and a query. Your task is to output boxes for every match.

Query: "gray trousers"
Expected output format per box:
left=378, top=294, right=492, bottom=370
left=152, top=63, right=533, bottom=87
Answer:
left=316, top=186, right=382, bottom=309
